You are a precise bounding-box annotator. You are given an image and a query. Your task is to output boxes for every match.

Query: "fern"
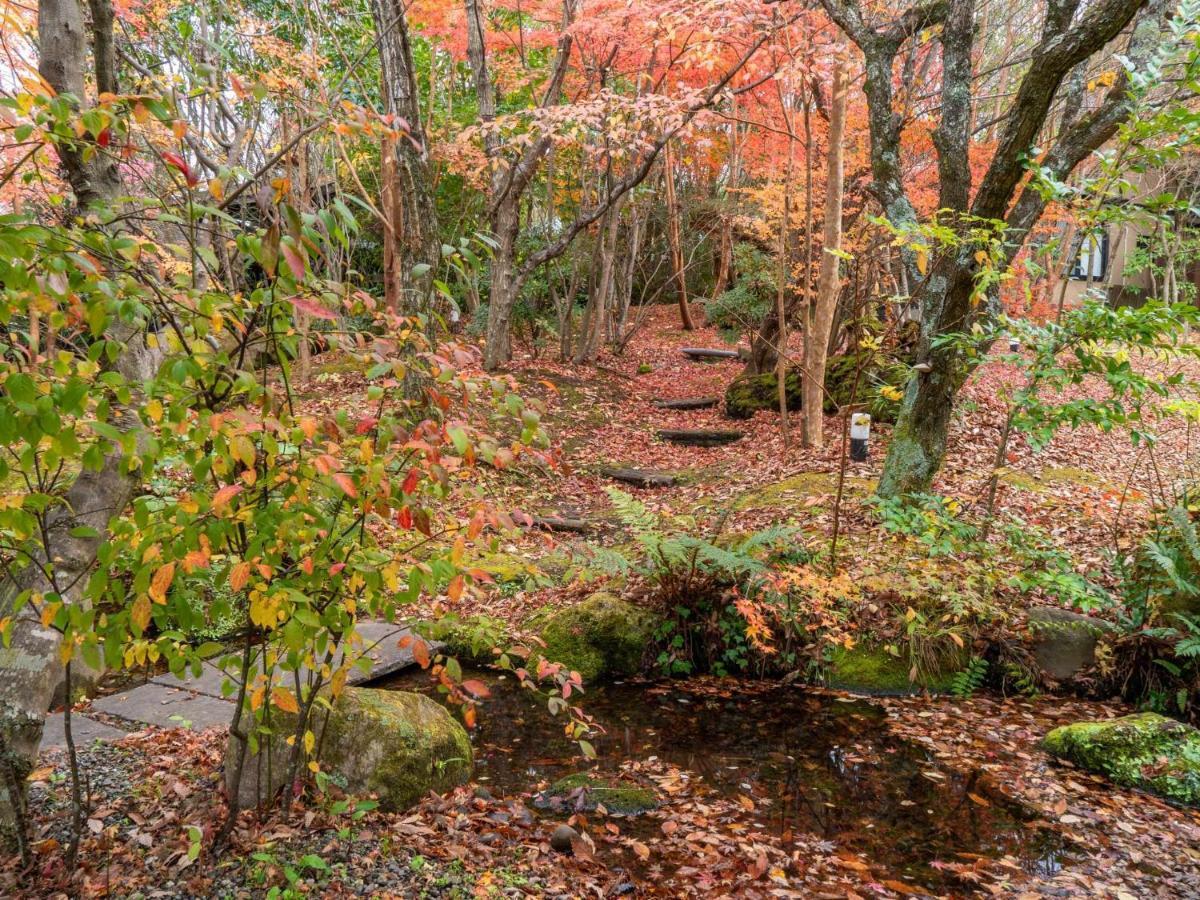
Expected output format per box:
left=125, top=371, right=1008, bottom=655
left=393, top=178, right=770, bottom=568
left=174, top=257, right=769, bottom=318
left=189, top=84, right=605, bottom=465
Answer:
left=1168, top=504, right=1200, bottom=568
left=949, top=656, right=989, bottom=698
left=1002, top=661, right=1040, bottom=697
left=605, top=487, right=657, bottom=537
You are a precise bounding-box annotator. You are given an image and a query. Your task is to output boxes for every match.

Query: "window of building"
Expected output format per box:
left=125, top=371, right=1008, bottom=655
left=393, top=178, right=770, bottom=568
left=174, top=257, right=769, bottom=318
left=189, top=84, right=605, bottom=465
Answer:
left=1070, top=232, right=1109, bottom=280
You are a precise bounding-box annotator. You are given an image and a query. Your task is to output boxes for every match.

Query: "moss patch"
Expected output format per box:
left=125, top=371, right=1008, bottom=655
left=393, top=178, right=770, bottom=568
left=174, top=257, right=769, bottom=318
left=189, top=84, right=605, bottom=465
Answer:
left=732, top=472, right=876, bottom=513
left=826, top=645, right=958, bottom=696
left=1001, top=466, right=1110, bottom=493
left=1042, top=712, right=1200, bottom=806
left=537, top=772, right=658, bottom=815
left=724, top=368, right=803, bottom=420
left=529, top=591, right=659, bottom=682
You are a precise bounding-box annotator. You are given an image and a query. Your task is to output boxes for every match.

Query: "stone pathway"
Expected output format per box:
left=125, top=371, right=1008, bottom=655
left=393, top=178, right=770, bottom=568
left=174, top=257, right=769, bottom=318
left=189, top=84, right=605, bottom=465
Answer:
left=40, top=622, right=426, bottom=752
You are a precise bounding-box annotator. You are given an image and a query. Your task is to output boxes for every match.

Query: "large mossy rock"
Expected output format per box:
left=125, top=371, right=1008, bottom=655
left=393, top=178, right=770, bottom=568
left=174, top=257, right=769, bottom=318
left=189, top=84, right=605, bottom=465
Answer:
left=825, top=645, right=958, bottom=696
left=535, top=772, right=658, bottom=815
left=531, top=591, right=658, bottom=682
left=1042, top=713, right=1200, bottom=806
left=227, top=687, right=471, bottom=811
left=823, top=352, right=910, bottom=423
left=724, top=369, right=802, bottom=420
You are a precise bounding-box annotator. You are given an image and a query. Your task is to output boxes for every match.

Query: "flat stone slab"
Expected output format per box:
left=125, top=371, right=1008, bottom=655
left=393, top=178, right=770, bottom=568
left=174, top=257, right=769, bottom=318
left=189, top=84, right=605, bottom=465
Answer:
left=151, top=621, right=425, bottom=698
left=652, top=396, right=719, bottom=410
left=600, top=466, right=678, bottom=488
left=681, top=347, right=741, bottom=361
left=657, top=428, right=744, bottom=447
left=91, top=683, right=234, bottom=731
left=39, top=712, right=129, bottom=752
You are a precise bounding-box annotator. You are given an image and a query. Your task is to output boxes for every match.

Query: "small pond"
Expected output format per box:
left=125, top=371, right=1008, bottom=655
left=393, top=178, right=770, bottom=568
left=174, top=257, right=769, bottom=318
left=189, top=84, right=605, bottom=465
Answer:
left=381, top=669, right=1066, bottom=893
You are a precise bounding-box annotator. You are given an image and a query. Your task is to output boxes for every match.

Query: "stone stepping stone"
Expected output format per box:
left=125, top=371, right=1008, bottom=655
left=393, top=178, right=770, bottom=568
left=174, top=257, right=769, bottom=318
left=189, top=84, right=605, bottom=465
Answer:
left=150, top=623, right=429, bottom=698
left=524, top=514, right=590, bottom=533
left=657, top=428, right=744, bottom=447
left=91, top=683, right=235, bottom=731
left=39, top=712, right=129, bottom=752
left=601, top=466, right=678, bottom=488
left=652, top=396, right=719, bottom=410
left=681, top=347, right=741, bottom=362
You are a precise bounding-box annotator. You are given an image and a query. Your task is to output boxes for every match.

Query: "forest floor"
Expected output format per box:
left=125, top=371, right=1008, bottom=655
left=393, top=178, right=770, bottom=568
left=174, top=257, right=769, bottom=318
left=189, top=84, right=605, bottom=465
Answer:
left=10, top=306, right=1200, bottom=899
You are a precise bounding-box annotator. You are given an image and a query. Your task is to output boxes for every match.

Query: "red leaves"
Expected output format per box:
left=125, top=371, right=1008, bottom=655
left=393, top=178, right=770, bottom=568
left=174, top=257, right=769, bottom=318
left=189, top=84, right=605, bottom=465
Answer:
left=287, top=295, right=336, bottom=320
left=280, top=242, right=306, bottom=280
left=332, top=472, right=358, bottom=498
left=212, top=483, right=242, bottom=509
left=401, top=469, right=420, bottom=494
left=460, top=679, right=490, bottom=698
left=161, top=151, right=198, bottom=187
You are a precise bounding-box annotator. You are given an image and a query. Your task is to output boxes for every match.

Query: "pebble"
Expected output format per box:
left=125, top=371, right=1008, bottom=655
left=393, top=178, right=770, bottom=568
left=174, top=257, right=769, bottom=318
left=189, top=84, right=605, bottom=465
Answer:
left=550, top=823, right=578, bottom=854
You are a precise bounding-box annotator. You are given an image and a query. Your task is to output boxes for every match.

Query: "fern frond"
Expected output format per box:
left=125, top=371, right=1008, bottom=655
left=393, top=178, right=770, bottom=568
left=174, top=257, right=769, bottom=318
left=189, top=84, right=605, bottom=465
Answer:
left=605, top=487, right=659, bottom=537
left=1166, top=505, right=1200, bottom=567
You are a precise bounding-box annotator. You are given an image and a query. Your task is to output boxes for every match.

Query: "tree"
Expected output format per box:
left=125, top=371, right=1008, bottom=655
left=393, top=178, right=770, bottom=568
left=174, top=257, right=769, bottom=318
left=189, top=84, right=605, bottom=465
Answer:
left=466, top=0, right=576, bottom=370
left=371, top=0, right=440, bottom=313
left=819, top=0, right=1173, bottom=496
left=1, top=0, right=156, bottom=845
left=802, top=41, right=848, bottom=448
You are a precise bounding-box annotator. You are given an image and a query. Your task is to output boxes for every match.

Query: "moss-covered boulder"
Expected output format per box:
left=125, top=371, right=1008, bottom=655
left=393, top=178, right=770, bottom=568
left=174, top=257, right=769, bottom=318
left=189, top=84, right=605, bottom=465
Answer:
left=531, top=591, right=658, bottom=682
left=1042, top=713, right=1200, bottom=806
left=825, top=645, right=959, bottom=696
left=724, top=368, right=802, bottom=420
left=823, top=352, right=910, bottom=423
left=535, top=772, right=658, bottom=815
left=227, top=687, right=472, bottom=811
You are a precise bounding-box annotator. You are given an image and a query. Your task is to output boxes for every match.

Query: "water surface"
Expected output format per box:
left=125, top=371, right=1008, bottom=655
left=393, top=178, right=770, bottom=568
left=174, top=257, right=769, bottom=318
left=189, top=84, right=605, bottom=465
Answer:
left=382, top=670, right=1065, bottom=892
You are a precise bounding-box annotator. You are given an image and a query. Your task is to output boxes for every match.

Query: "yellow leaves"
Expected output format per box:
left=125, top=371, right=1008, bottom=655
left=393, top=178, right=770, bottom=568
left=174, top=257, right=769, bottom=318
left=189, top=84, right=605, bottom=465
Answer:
left=303, top=730, right=315, bottom=754
left=1088, top=70, right=1118, bottom=91
left=230, top=434, right=256, bottom=468
left=271, top=686, right=299, bottom=714
left=330, top=666, right=348, bottom=698
left=149, top=562, right=175, bottom=604
left=915, top=247, right=929, bottom=276
left=146, top=399, right=164, bottom=424
left=879, top=385, right=904, bottom=403
left=249, top=590, right=283, bottom=630
left=131, top=595, right=152, bottom=632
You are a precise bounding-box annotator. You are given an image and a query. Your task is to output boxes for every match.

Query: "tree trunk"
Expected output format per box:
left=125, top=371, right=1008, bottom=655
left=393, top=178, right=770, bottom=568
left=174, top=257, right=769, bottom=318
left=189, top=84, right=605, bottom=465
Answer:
left=371, top=0, right=439, bottom=315
left=2, top=0, right=161, bottom=846
left=820, top=0, right=1159, bottom=498
left=802, top=49, right=848, bottom=449
left=711, top=97, right=738, bottom=300
left=664, top=142, right=695, bottom=330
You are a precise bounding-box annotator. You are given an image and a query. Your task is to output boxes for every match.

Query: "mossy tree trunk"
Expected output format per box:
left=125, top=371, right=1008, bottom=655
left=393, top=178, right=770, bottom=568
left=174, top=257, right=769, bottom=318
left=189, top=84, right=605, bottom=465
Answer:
left=821, top=0, right=1166, bottom=498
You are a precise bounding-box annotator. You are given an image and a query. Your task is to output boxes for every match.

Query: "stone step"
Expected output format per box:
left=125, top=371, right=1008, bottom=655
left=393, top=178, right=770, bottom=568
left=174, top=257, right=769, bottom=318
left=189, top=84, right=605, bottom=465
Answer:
left=522, top=513, right=590, bottom=533
left=681, top=347, right=741, bottom=362
left=40, top=712, right=129, bottom=752
left=652, top=396, right=719, bottom=410
left=657, top=428, right=745, bottom=447
left=40, top=622, right=431, bottom=751
left=600, top=466, right=678, bottom=488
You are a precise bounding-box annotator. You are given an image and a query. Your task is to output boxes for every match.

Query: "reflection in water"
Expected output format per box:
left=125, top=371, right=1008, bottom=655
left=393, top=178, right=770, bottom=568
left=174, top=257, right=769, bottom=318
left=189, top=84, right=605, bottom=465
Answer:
left=381, top=670, right=1067, bottom=891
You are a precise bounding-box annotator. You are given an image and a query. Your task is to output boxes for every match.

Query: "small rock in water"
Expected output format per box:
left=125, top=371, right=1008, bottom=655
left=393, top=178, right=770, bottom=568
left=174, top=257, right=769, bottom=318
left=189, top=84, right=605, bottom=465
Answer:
left=550, top=823, right=578, bottom=854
